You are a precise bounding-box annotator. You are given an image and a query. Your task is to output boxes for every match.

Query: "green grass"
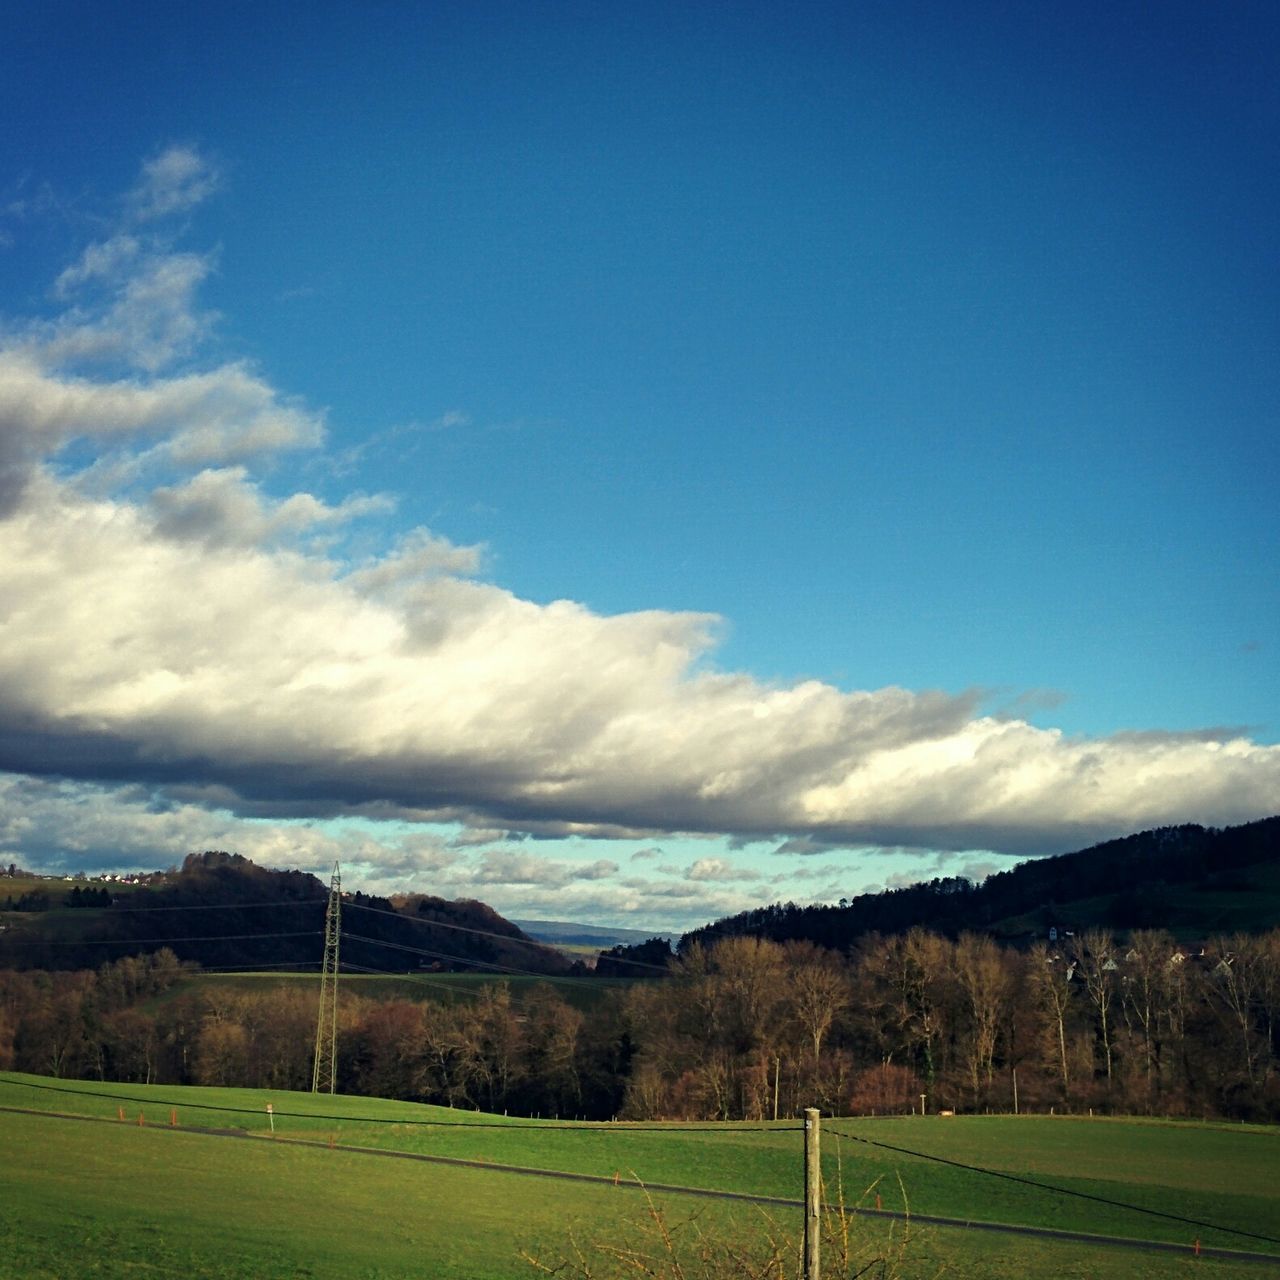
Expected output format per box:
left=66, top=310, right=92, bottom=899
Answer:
left=0, top=875, right=159, bottom=904
left=3, top=1073, right=1277, bottom=1278
left=0, top=1108, right=656, bottom=1279
left=990, top=860, right=1280, bottom=940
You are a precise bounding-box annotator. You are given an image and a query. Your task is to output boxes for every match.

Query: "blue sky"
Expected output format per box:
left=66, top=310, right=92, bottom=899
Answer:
left=0, top=2, right=1276, bottom=929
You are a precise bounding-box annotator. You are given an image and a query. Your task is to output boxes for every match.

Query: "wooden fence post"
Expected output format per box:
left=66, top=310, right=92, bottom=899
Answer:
left=804, top=1107, right=820, bottom=1280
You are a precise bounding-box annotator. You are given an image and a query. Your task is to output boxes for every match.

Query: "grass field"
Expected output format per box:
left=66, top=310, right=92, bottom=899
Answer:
left=3, top=1073, right=1278, bottom=1278
left=146, top=969, right=636, bottom=1013
left=0, top=876, right=159, bottom=903
left=990, top=860, right=1280, bottom=941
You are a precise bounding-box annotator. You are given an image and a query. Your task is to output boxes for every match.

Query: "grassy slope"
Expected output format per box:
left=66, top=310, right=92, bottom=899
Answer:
left=988, top=859, right=1280, bottom=940
left=8, top=1107, right=1256, bottom=1280
left=145, top=970, right=635, bottom=1012
left=1, top=876, right=158, bottom=903
left=3, top=1074, right=1278, bottom=1278
left=1, top=1108, right=643, bottom=1279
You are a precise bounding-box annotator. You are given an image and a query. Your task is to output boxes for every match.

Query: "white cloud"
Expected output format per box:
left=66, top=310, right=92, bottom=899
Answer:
left=574, top=859, right=620, bottom=880
left=446, top=827, right=510, bottom=849
left=150, top=467, right=392, bottom=550
left=0, top=772, right=383, bottom=879
left=0, top=353, right=325, bottom=513
left=686, top=857, right=761, bottom=883
left=430, top=410, right=469, bottom=431
left=54, top=235, right=143, bottom=297
left=346, top=527, right=484, bottom=596
left=37, top=248, right=216, bottom=372
left=0, top=465, right=1276, bottom=860
left=1, top=148, right=1278, bottom=907
left=472, top=850, right=573, bottom=886
left=128, top=146, right=220, bottom=223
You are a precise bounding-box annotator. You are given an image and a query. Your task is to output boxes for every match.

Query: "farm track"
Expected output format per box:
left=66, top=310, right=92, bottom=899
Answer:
left=8, top=1103, right=1279, bottom=1268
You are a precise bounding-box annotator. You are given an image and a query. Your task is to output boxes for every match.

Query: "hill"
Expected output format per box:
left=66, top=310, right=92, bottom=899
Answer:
left=0, top=850, right=573, bottom=977
left=2, top=1073, right=1278, bottom=1277
left=677, top=816, right=1280, bottom=955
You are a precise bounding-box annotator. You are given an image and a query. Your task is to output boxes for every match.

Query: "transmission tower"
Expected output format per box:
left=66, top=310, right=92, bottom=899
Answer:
left=311, top=861, right=341, bottom=1094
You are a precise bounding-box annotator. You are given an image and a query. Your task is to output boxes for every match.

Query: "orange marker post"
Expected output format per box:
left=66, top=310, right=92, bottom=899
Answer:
left=117, top=1106, right=125, bottom=1122
left=170, top=1108, right=177, bottom=1128
left=137, top=1112, right=145, bottom=1127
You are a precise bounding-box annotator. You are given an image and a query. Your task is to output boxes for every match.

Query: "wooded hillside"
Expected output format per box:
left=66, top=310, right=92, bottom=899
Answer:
left=0, top=851, right=572, bottom=977
left=679, top=817, right=1280, bottom=954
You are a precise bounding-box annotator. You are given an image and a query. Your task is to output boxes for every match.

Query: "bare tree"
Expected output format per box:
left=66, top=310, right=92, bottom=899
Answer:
left=1027, top=941, right=1074, bottom=1094
left=1202, top=934, right=1272, bottom=1090
left=953, top=932, right=1012, bottom=1100
left=785, top=942, right=849, bottom=1067
left=1118, top=929, right=1176, bottom=1102
left=1073, top=928, right=1118, bottom=1083
left=855, top=929, right=951, bottom=1091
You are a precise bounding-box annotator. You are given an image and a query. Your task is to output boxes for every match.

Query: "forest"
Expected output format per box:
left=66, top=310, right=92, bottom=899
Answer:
left=676, top=817, right=1280, bottom=952
left=2, top=924, right=1278, bottom=1124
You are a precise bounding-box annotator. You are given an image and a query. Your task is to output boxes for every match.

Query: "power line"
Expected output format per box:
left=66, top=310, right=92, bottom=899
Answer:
left=825, top=1124, right=1280, bottom=1249
left=35, top=891, right=649, bottom=971
left=0, top=930, right=322, bottom=948
left=6, top=891, right=671, bottom=974
left=344, top=899, right=671, bottom=975
left=62, top=898, right=327, bottom=914
left=344, top=899, right=581, bottom=957
left=2, top=920, right=623, bottom=994
left=341, top=961, right=493, bottom=1001
left=198, top=961, right=321, bottom=974
left=339, top=960, right=623, bottom=1008
left=340, top=930, right=614, bottom=990
left=184, top=957, right=504, bottom=998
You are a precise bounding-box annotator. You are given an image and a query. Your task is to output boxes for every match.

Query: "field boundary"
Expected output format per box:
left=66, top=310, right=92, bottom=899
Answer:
left=6, top=1103, right=1279, bottom=1268
left=826, top=1123, right=1280, bottom=1250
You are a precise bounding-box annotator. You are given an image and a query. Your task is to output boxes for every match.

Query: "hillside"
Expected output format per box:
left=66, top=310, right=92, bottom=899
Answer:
left=3, top=1074, right=1279, bottom=1277
left=0, top=850, right=572, bottom=977
left=678, top=816, right=1280, bottom=954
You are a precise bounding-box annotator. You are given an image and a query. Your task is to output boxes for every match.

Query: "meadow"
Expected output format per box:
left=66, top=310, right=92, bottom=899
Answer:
left=158, top=969, right=634, bottom=1012
left=0, top=876, right=157, bottom=903
left=2, top=1072, right=1278, bottom=1278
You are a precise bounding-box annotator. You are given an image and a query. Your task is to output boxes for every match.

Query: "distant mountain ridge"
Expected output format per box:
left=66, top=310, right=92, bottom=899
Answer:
left=511, top=919, right=678, bottom=948
left=675, top=816, right=1280, bottom=955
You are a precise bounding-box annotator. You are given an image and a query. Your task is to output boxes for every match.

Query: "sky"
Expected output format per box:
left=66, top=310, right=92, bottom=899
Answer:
left=0, top=1, right=1277, bottom=931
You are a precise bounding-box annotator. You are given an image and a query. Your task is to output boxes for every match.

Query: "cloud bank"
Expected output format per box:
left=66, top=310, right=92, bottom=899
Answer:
left=0, top=150, right=1276, bottom=916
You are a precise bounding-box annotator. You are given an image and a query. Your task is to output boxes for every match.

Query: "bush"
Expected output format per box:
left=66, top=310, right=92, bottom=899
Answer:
left=848, top=1063, right=925, bottom=1115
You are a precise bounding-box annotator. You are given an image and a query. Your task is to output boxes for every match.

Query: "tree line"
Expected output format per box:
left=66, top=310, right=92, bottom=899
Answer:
left=3, top=884, right=113, bottom=911
left=2, top=925, right=1278, bottom=1122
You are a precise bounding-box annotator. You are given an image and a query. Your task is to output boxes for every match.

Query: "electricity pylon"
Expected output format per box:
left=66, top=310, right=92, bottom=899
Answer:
left=311, top=861, right=341, bottom=1094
